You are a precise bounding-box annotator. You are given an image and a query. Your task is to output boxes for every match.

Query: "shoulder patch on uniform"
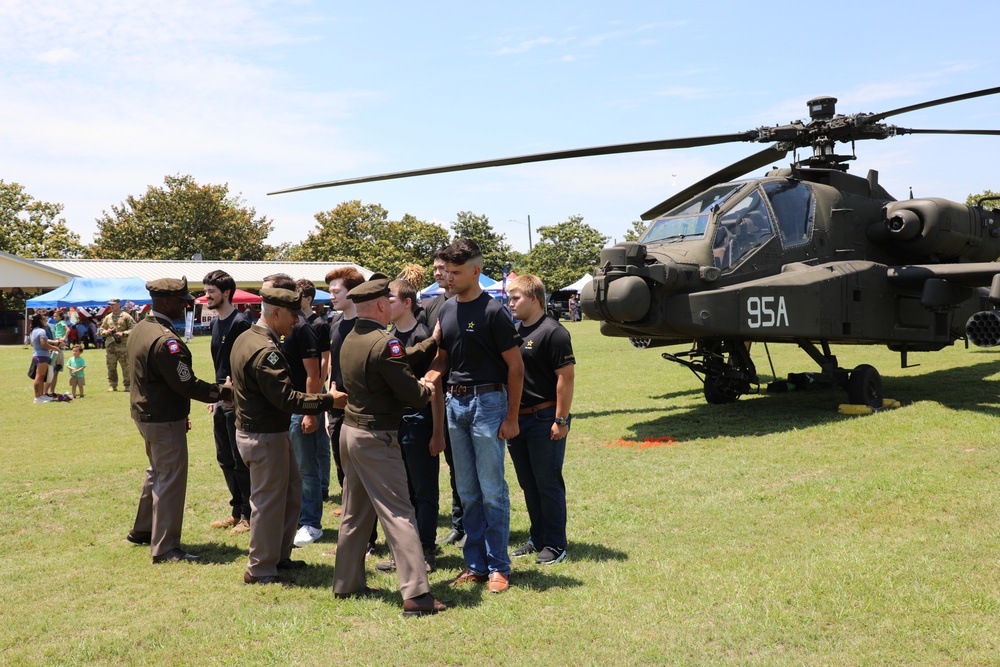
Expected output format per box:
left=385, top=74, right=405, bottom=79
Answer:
left=177, top=361, right=192, bottom=381
left=166, top=339, right=181, bottom=354
left=387, top=338, right=404, bottom=358
left=266, top=351, right=280, bottom=366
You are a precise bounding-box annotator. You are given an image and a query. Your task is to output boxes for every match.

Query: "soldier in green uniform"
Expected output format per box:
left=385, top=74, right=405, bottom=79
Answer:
left=126, top=277, right=232, bottom=563
left=333, top=273, right=448, bottom=617
left=229, top=287, right=338, bottom=586
left=100, top=297, right=136, bottom=391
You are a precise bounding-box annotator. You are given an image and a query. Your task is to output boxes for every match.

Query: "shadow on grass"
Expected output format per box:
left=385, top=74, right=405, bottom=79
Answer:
left=177, top=542, right=246, bottom=565
left=618, top=359, right=1000, bottom=441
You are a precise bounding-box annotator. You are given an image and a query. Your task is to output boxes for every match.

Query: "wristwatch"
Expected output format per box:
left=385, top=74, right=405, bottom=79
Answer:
left=554, top=416, right=570, bottom=427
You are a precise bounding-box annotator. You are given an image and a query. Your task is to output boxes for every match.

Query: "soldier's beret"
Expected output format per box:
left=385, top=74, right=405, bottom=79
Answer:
left=260, top=286, right=302, bottom=310
left=147, top=277, right=195, bottom=302
left=347, top=272, right=391, bottom=303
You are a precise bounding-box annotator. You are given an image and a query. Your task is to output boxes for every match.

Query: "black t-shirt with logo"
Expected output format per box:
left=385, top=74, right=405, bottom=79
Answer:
left=439, top=291, right=521, bottom=386
left=307, top=311, right=331, bottom=355
left=391, top=320, right=434, bottom=379
left=210, top=309, right=252, bottom=384
left=329, top=313, right=357, bottom=415
left=516, top=315, right=575, bottom=407
left=280, top=311, right=320, bottom=392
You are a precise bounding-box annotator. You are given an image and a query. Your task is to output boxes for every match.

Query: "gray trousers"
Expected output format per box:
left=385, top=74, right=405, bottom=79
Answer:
left=132, top=419, right=188, bottom=557
left=334, top=424, right=430, bottom=600
left=236, top=430, right=302, bottom=577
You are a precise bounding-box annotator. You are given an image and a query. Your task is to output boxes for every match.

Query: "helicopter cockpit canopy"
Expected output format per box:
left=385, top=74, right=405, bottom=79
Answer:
left=713, top=187, right=775, bottom=270
left=641, top=183, right=744, bottom=244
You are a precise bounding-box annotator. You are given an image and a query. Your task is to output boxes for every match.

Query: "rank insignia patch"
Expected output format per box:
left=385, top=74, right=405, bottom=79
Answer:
left=166, top=339, right=181, bottom=354
left=388, top=339, right=404, bottom=358
left=177, top=361, right=192, bottom=381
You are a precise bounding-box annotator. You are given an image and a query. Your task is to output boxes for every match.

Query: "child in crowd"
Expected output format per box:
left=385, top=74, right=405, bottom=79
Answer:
left=67, top=344, right=87, bottom=398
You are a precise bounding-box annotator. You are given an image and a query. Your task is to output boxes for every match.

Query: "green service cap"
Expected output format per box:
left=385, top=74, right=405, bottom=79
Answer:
left=146, top=276, right=194, bottom=301
left=347, top=272, right=391, bottom=303
left=260, top=286, right=302, bottom=310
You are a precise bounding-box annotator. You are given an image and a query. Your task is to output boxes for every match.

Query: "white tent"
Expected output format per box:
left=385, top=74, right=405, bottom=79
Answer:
left=558, top=273, right=593, bottom=293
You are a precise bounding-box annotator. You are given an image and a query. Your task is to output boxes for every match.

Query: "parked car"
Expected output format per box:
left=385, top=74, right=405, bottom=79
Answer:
left=546, top=289, right=576, bottom=320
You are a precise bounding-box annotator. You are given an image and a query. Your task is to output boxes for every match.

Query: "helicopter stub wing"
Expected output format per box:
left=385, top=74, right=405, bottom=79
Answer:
left=885, top=263, right=1000, bottom=288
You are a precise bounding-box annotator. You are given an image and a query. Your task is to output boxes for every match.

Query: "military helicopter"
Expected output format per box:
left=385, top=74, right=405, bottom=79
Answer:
left=271, top=86, right=1000, bottom=408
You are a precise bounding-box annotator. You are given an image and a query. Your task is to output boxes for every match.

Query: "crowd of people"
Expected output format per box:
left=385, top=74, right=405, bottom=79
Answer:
left=31, top=238, right=577, bottom=617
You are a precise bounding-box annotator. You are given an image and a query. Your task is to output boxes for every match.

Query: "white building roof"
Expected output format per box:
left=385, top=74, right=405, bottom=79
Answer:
left=0, top=251, right=77, bottom=291
left=30, top=258, right=372, bottom=290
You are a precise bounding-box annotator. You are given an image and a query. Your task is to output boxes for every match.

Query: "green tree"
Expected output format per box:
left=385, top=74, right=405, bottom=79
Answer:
left=294, top=201, right=449, bottom=278
left=0, top=180, right=84, bottom=258
left=451, top=211, right=512, bottom=279
left=89, top=174, right=273, bottom=260
left=518, top=216, right=608, bottom=291
left=966, top=190, right=1000, bottom=208
left=623, top=219, right=648, bottom=242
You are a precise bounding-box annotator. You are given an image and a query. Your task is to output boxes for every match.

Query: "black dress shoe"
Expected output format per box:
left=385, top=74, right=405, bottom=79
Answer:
left=437, top=529, right=465, bottom=545
left=244, top=572, right=292, bottom=586
left=402, top=593, right=451, bottom=617
left=126, top=530, right=152, bottom=545
left=152, top=548, right=200, bottom=564
left=277, top=558, right=307, bottom=570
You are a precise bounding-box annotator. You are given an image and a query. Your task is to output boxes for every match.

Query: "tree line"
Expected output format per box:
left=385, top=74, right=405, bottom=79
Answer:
left=1, top=175, right=610, bottom=293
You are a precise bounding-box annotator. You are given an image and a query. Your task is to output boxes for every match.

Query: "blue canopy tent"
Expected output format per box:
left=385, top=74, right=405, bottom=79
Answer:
left=26, top=277, right=153, bottom=309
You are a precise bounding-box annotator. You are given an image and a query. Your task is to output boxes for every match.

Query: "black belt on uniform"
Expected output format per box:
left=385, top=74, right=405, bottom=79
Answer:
left=238, top=422, right=283, bottom=433
left=518, top=400, right=556, bottom=415
left=447, top=382, right=505, bottom=397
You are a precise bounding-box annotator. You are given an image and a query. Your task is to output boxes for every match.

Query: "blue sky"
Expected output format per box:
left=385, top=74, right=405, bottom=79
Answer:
left=4, top=1, right=1000, bottom=254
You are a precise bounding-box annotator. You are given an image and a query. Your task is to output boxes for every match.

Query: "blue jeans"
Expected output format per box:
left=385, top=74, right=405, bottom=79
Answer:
left=506, top=406, right=567, bottom=550
left=446, top=390, right=511, bottom=576
left=289, top=412, right=328, bottom=529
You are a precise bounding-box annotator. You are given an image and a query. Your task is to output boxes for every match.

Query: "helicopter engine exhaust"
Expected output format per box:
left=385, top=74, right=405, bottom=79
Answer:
left=868, top=198, right=1000, bottom=262
left=966, top=311, right=1000, bottom=347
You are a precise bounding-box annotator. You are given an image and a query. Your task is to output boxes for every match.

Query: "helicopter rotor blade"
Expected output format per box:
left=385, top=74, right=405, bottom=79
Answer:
left=892, top=127, right=1000, bottom=137
left=640, top=145, right=788, bottom=221
left=268, top=131, right=761, bottom=195
left=865, top=86, right=1000, bottom=123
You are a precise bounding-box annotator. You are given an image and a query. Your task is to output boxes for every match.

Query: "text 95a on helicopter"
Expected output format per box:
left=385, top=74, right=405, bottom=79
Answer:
left=271, top=86, right=1000, bottom=408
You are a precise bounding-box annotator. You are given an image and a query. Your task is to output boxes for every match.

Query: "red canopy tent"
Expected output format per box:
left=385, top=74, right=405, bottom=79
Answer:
left=194, top=289, right=261, bottom=305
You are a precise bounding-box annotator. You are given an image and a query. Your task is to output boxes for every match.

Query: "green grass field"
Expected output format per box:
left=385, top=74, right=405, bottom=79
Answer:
left=2, top=322, right=1000, bottom=666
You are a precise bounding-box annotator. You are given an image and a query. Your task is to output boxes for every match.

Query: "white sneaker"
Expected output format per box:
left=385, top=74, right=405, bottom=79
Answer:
left=293, top=525, right=322, bottom=547
left=34, top=395, right=53, bottom=403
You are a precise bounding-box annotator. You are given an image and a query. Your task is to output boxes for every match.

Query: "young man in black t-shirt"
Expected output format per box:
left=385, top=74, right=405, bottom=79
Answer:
left=506, top=274, right=575, bottom=565
left=373, top=279, right=445, bottom=573
left=203, top=270, right=253, bottom=534
left=423, top=251, right=465, bottom=547
left=324, top=266, right=379, bottom=554
left=424, top=239, right=523, bottom=594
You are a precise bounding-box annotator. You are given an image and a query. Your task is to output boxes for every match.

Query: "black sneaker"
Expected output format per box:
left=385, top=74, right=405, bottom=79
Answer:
left=511, top=542, right=538, bottom=558
left=535, top=546, right=567, bottom=564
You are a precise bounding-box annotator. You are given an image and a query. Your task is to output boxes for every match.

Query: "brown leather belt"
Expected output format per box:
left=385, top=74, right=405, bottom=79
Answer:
left=518, top=400, right=557, bottom=415
left=448, top=382, right=504, bottom=397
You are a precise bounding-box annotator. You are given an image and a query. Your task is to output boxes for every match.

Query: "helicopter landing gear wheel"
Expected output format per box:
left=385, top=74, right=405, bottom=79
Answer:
left=847, top=364, right=883, bottom=409
left=703, top=373, right=743, bottom=404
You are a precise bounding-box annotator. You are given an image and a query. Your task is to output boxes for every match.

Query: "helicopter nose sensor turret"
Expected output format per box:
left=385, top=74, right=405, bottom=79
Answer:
left=581, top=241, right=685, bottom=324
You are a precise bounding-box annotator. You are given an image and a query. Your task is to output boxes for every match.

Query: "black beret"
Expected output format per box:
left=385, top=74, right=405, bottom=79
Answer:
left=147, top=277, right=194, bottom=301
left=347, top=272, right=391, bottom=303
left=260, top=286, right=301, bottom=310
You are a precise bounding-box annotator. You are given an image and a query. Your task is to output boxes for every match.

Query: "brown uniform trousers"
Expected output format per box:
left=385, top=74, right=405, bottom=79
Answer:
left=131, top=419, right=189, bottom=557
left=236, top=430, right=303, bottom=577
left=334, top=424, right=430, bottom=599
